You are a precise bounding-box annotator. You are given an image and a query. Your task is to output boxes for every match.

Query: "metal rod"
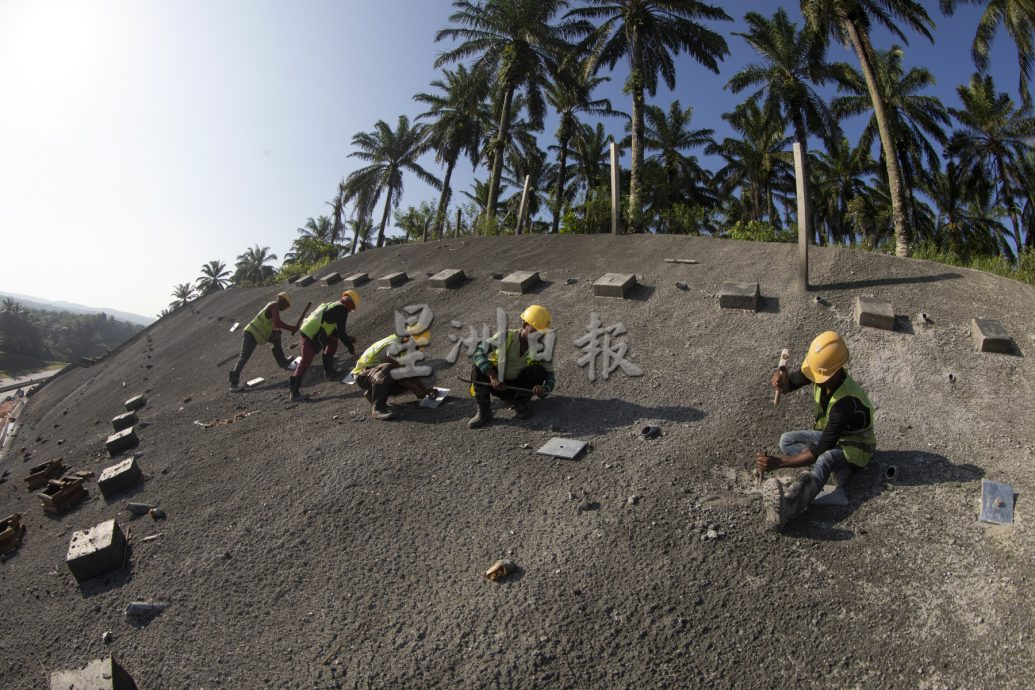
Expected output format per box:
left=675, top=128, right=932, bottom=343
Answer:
left=457, top=377, right=535, bottom=394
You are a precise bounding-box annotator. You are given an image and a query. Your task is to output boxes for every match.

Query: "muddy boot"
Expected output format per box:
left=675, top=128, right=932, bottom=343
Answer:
left=272, top=345, right=291, bottom=370
left=288, top=376, right=307, bottom=402
left=468, top=388, right=493, bottom=429
left=511, top=396, right=532, bottom=419
left=370, top=383, right=394, bottom=420
left=762, top=478, right=785, bottom=531
left=228, top=370, right=240, bottom=391
left=763, top=474, right=821, bottom=531
left=322, top=354, right=342, bottom=381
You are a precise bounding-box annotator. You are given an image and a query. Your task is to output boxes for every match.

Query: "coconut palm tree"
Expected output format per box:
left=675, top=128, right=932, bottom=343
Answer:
left=195, top=260, right=230, bottom=295
left=435, top=0, right=579, bottom=224
left=922, top=160, right=1007, bottom=255
left=327, top=180, right=347, bottom=245
left=801, top=0, right=936, bottom=257
left=570, top=0, right=731, bottom=232
left=169, top=283, right=195, bottom=309
left=234, top=245, right=278, bottom=287
left=414, top=64, right=492, bottom=239
left=940, top=0, right=1035, bottom=106
left=342, top=116, right=440, bottom=248
left=809, top=136, right=878, bottom=244
left=638, top=100, right=714, bottom=228
left=948, top=73, right=1035, bottom=254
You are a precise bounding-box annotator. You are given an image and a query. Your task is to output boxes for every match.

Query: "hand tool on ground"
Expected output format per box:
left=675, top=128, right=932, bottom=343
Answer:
left=773, top=348, right=790, bottom=406
left=457, top=377, right=535, bottom=394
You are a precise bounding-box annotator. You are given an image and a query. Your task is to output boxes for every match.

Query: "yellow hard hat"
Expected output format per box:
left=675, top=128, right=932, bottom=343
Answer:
left=409, top=329, right=431, bottom=348
left=341, top=289, right=360, bottom=308
left=520, top=304, right=551, bottom=331
left=801, top=331, right=849, bottom=383
left=277, top=292, right=291, bottom=308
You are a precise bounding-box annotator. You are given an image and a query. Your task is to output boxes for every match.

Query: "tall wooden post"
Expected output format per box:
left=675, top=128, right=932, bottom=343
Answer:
left=515, top=175, right=531, bottom=235
left=610, top=142, right=620, bottom=235
left=793, top=142, right=809, bottom=291
left=455, top=208, right=462, bottom=238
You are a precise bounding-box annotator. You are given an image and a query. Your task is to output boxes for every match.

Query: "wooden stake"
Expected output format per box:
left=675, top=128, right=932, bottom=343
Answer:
left=610, top=142, right=620, bottom=235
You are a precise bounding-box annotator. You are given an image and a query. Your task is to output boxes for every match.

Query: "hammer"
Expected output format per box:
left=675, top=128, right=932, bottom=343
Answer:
left=773, top=348, right=790, bottom=405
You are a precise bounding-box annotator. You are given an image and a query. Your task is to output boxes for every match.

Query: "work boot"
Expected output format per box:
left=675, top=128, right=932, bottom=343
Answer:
left=272, top=345, right=291, bottom=370
left=322, top=354, right=342, bottom=380
left=371, top=406, right=395, bottom=421
left=511, top=397, right=532, bottom=419
left=467, top=400, right=493, bottom=429
left=762, top=478, right=785, bottom=531
left=370, top=383, right=394, bottom=420
left=228, top=370, right=240, bottom=391
left=288, top=376, right=307, bottom=402
left=763, top=474, right=821, bottom=531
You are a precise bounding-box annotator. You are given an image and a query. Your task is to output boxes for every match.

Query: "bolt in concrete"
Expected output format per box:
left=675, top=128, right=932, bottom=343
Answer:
left=98, top=457, right=143, bottom=499
left=124, top=395, right=146, bottom=412
left=112, top=411, right=138, bottom=432
left=592, top=273, right=637, bottom=298
left=66, top=520, right=127, bottom=583
left=376, top=272, right=408, bottom=288
left=429, top=268, right=466, bottom=289
left=854, top=295, right=895, bottom=331
left=971, top=318, right=1014, bottom=353
left=501, top=271, right=541, bottom=294
left=105, top=427, right=139, bottom=457
left=718, top=282, right=760, bottom=311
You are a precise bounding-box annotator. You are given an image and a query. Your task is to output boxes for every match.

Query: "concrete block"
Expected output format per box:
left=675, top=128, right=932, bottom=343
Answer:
left=321, top=272, right=342, bottom=286
left=50, top=656, right=138, bottom=690
left=105, top=427, right=139, bottom=457
left=343, top=272, right=369, bottom=287
left=376, top=272, right=408, bottom=288
left=111, top=411, right=138, bottom=432
left=286, top=275, right=300, bottom=284
left=97, top=457, right=143, bottom=499
left=66, top=520, right=127, bottom=583
left=25, top=459, right=65, bottom=490
left=718, top=281, right=760, bottom=311
left=854, top=295, right=895, bottom=331
left=124, top=395, right=146, bottom=412
left=592, top=273, right=637, bottom=298
left=501, top=271, right=541, bottom=294
left=971, top=318, right=1014, bottom=353
left=245, top=377, right=264, bottom=388
left=428, top=268, right=465, bottom=289
left=37, top=477, right=87, bottom=514
left=296, top=274, right=315, bottom=287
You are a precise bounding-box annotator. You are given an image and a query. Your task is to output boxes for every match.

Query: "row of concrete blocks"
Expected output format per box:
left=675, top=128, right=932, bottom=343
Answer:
left=288, top=269, right=642, bottom=296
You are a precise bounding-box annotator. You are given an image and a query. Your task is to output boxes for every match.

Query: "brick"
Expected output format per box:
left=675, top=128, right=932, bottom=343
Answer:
left=718, top=281, right=760, bottom=311
left=50, top=656, right=138, bottom=690
left=854, top=295, right=895, bottom=331
left=66, top=520, right=127, bottom=583
left=971, top=318, right=1014, bottom=353
left=111, top=411, right=138, bottom=432
left=376, top=272, right=408, bottom=288
left=501, top=271, right=541, bottom=294
left=37, top=478, right=87, bottom=514
left=124, top=395, right=146, bottom=412
left=592, top=273, right=637, bottom=298
left=428, top=268, right=465, bottom=289
left=97, top=457, right=143, bottom=499
left=296, top=274, right=315, bottom=287
left=343, top=272, right=369, bottom=287
left=105, top=427, right=139, bottom=457
left=321, top=272, right=342, bottom=286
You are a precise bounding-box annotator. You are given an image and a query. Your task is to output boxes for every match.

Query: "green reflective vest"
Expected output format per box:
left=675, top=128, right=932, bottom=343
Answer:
left=243, top=302, right=277, bottom=344
left=813, top=372, right=877, bottom=467
left=352, top=334, right=400, bottom=375
left=300, top=302, right=337, bottom=341
left=488, top=330, right=554, bottom=380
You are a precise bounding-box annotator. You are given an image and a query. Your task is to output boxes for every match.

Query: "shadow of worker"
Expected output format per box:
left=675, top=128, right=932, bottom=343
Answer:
left=535, top=395, right=706, bottom=435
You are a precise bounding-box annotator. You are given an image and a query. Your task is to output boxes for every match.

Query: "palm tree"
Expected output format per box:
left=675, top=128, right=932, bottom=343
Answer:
left=922, top=160, right=1007, bottom=255
left=348, top=187, right=377, bottom=255
left=297, top=215, right=335, bottom=243
left=327, top=180, right=346, bottom=245
left=940, top=0, right=1035, bottom=106
left=948, top=73, right=1035, bottom=254
left=801, top=0, right=936, bottom=257
left=342, top=115, right=440, bottom=248
left=572, top=122, right=613, bottom=209
left=234, top=245, right=278, bottom=286
left=196, top=260, right=230, bottom=295
left=414, top=64, right=491, bottom=239
left=809, top=136, right=878, bottom=244
left=436, top=0, right=579, bottom=225
left=639, top=100, right=714, bottom=228
left=169, top=283, right=195, bottom=309
left=571, top=0, right=731, bottom=232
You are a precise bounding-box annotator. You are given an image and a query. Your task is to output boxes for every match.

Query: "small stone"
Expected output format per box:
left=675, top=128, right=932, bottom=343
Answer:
left=675, top=282, right=689, bottom=290
left=627, top=495, right=639, bottom=506
left=102, top=631, right=113, bottom=644
left=566, top=277, right=578, bottom=285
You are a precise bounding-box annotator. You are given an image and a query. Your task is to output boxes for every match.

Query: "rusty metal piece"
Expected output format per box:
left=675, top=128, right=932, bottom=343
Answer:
left=485, top=559, right=517, bottom=582
left=24, top=459, right=65, bottom=491
left=0, top=514, right=26, bottom=555
left=37, top=477, right=87, bottom=514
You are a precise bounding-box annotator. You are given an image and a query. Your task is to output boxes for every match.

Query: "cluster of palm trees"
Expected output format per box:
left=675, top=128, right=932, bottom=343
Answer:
left=165, top=245, right=279, bottom=316
left=313, top=0, right=1033, bottom=263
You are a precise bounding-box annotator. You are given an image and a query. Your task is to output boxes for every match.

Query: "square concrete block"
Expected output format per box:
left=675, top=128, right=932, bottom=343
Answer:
left=124, top=395, right=146, bottom=412
left=98, top=457, right=143, bottom=499
left=286, top=275, right=300, bottom=284
left=105, top=427, right=139, bottom=457
left=296, top=274, right=315, bottom=287
left=376, top=272, right=408, bottom=288
left=321, top=271, right=342, bottom=286
left=50, top=656, right=138, bottom=690
left=66, top=520, right=127, bottom=583
left=592, top=273, right=637, bottom=298
left=429, top=268, right=465, bottom=289
left=854, top=295, right=895, bottom=331
left=111, top=411, right=138, bottom=432
left=971, top=318, right=1014, bottom=353
left=343, top=272, right=369, bottom=287
left=718, top=281, right=760, bottom=311
left=501, top=271, right=541, bottom=294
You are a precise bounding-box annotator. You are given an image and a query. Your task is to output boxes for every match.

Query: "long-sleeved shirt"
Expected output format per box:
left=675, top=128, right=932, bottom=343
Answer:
left=473, top=329, right=556, bottom=393
left=785, top=370, right=871, bottom=457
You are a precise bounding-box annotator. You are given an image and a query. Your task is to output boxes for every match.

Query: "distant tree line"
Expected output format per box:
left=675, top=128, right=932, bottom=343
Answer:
left=0, top=297, right=143, bottom=364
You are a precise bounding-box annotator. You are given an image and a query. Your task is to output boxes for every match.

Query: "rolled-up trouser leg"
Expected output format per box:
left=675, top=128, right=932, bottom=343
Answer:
left=232, top=332, right=258, bottom=378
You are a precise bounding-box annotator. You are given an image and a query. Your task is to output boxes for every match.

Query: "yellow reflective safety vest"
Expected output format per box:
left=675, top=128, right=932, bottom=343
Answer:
left=243, top=302, right=277, bottom=344
left=813, top=372, right=877, bottom=467
left=300, top=301, right=338, bottom=341
left=351, top=334, right=400, bottom=375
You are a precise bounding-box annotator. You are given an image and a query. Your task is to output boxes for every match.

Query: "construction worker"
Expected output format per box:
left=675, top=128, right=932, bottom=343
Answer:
left=351, top=325, right=435, bottom=420
left=757, top=331, right=877, bottom=531
left=229, top=292, right=297, bottom=391
left=467, top=305, right=555, bottom=429
left=289, top=290, right=359, bottom=402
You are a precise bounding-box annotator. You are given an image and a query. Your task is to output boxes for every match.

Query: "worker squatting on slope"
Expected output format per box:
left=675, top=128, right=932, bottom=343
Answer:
left=756, top=331, right=877, bottom=531
left=467, top=305, right=556, bottom=429
left=229, top=292, right=297, bottom=391
left=289, top=290, right=359, bottom=402
left=351, top=325, right=436, bottom=421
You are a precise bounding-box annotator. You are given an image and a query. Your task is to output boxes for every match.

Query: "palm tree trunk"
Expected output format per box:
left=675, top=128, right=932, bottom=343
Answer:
left=628, top=28, right=644, bottom=233
left=376, top=188, right=394, bottom=248
left=486, top=86, right=514, bottom=227
left=435, top=157, right=456, bottom=240
left=996, top=157, right=1023, bottom=254
left=843, top=19, right=910, bottom=257
left=551, top=136, right=570, bottom=234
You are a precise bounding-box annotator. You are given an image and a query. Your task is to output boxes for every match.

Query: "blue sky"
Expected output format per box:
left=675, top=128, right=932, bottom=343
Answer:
left=0, top=0, right=1022, bottom=318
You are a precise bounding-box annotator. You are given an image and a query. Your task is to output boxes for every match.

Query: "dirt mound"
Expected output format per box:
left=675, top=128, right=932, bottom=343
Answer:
left=2, top=235, right=1034, bottom=688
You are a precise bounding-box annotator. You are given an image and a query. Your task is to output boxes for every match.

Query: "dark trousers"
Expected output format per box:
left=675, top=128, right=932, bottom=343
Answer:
left=470, top=363, right=548, bottom=402
left=291, top=335, right=337, bottom=381
left=233, top=331, right=287, bottom=377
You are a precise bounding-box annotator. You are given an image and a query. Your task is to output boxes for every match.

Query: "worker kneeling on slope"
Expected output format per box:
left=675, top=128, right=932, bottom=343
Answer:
left=352, top=325, right=436, bottom=421
left=756, top=331, right=876, bottom=531
left=289, top=290, right=359, bottom=402
left=468, top=305, right=556, bottom=429
left=230, top=291, right=297, bottom=391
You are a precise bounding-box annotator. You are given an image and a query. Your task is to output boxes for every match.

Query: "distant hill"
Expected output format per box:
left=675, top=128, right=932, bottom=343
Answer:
left=0, top=290, right=154, bottom=326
